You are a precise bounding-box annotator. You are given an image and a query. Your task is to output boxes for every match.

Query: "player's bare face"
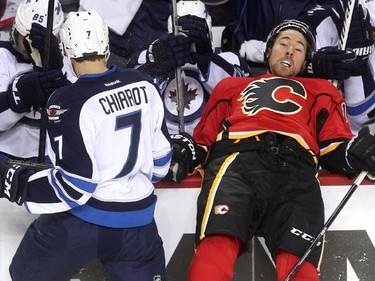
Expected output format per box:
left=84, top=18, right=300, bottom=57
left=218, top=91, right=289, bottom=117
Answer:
left=267, top=30, right=307, bottom=77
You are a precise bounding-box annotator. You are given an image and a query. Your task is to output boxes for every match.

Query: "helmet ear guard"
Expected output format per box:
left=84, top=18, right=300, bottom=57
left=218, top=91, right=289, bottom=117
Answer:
left=264, top=19, right=316, bottom=73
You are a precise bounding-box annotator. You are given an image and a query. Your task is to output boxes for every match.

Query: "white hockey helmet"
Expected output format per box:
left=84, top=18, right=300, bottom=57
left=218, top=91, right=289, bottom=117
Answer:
left=168, top=0, right=212, bottom=40
left=13, top=0, right=64, bottom=37
left=59, top=10, right=110, bottom=60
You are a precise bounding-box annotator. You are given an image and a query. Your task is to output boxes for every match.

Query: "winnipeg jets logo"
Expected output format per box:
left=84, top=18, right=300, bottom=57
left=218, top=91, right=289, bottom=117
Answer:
left=163, top=70, right=206, bottom=124
left=47, top=105, right=68, bottom=122
left=239, top=77, right=307, bottom=116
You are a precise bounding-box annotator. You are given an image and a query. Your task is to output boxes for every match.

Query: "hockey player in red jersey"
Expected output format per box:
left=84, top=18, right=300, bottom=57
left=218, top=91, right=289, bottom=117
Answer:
left=168, top=19, right=375, bottom=280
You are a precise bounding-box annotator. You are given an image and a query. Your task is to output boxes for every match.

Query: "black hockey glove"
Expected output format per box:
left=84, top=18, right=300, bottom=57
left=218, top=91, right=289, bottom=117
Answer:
left=146, top=34, right=193, bottom=73
left=311, top=47, right=357, bottom=80
left=178, top=15, right=213, bottom=66
left=0, top=160, right=35, bottom=205
left=25, top=23, right=63, bottom=71
left=346, top=126, right=375, bottom=176
left=345, top=4, right=374, bottom=60
left=6, top=70, right=67, bottom=113
left=165, top=132, right=197, bottom=183
left=329, top=2, right=374, bottom=67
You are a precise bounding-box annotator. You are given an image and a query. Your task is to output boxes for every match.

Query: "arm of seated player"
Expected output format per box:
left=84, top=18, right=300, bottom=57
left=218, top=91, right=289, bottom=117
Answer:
left=164, top=132, right=207, bottom=183
left=197, top=52, right=251, bottom=86
left=0, top=90, right=25, bottom=132
left=151, top=108, right=173, bottom=183
left=320, top=126, right=375, bottom=178
left=0, top=160, right=51, bottom=205
left=127, top=34, right=194, bottom=78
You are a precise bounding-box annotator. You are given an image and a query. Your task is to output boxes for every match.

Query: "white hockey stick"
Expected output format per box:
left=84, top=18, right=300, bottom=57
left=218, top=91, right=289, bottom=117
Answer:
left=333, top=0, right=356, bottom=87
left=338, top=0, right=356, bottom=50
left=171, top=0, right=185, bottom=133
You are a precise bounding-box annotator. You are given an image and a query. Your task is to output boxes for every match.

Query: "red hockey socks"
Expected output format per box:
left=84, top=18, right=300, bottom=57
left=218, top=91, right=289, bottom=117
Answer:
left=275, top=250, right=319, bottom=281
left=188, top=235, right=243, bottom=281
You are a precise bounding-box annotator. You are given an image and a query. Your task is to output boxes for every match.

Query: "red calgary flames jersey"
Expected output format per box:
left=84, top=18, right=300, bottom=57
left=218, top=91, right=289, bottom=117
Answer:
left=193, top=74, right=354, bottom=156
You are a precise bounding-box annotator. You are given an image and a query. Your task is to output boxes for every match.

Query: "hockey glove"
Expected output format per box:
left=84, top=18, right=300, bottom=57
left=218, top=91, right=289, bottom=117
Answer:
left=0, top=160, right=35, bottom=205
left=311, top=47, right=357, bottom=80
left=346, top=126, right=375, bottom=176
left=346, top=4, right=374, bottom=60
left=165, top=132, right=197, bottom=183
left=178, top=15, right=213, bottom=66
left=6, top=70, right=67, bottom=113
left=329, top=2, right=374, bottom=66
left=24, top=23, right=63, bottom=70
left=146, top=34, right=193, bottom=73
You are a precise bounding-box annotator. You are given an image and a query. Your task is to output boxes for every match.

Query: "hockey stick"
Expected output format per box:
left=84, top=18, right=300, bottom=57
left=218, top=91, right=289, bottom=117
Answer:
left=332, top=0, right=356, bottom=87
left=37, top=0, right=54, bottom=163
left=0, top=158, right=53, bottom=170
left=284, top=170, right=368, bottom=281
left=171, top=0, right=185, bottom=133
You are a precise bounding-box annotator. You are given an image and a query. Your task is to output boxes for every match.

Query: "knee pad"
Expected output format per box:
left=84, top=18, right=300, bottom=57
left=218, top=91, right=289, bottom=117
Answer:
left=275, top=250, right=319, bottom=281
left=188, top=235, right=242, bottom=281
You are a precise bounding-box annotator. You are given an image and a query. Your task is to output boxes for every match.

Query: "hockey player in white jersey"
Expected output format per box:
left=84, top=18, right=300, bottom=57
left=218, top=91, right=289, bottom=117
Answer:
left=0, top=9, right=172, bottom=281
left=0, top=0, right=69, bottom=163
left=307, top=0, right=375, bottom=133
left=127, top=0, right=251, bottom=136
left=336, top=0, right=375, bottom=133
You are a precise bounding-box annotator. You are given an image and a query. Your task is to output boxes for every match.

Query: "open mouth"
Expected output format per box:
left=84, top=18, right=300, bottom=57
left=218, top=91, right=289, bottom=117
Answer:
left=281, top=60, right=291, bottom=67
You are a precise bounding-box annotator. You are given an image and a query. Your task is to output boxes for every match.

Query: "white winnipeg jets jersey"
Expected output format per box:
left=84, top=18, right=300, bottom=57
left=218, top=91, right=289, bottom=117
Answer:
left=313, top=2, right=375, bottom=134
left=0, top=41, right=76, bottom=160
left=24, top=66, right=172, bottom=228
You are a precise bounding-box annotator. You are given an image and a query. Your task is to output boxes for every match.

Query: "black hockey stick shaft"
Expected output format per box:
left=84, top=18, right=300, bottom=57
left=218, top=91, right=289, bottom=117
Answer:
left=171, top=0, right=185, bottom=133
left=284, top=170, right=368, bottom=281
left=37, top=0, right=54, bottom=163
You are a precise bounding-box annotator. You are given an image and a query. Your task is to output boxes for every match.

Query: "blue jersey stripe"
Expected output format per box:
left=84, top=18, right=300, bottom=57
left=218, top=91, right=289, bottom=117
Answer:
left=69, top=201, right=156, bottom=228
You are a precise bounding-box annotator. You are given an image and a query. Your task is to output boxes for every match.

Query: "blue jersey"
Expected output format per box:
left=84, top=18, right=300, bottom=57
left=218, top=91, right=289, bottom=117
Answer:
left=24, top=66, right=172, bottom=228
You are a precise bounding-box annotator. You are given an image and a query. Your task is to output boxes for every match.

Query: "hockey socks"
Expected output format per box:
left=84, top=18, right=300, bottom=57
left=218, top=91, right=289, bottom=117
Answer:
left=188, top=235, right=243, bottom=281
left=275, top=250, right=319, bottom=281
